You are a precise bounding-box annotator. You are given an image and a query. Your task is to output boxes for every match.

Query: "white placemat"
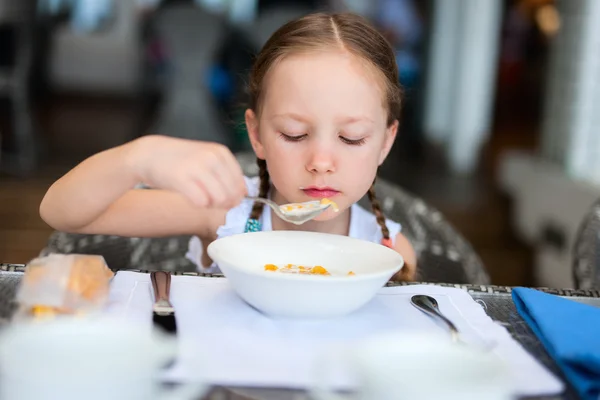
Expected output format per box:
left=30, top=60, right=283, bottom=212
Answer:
left=104, top=271, right=564, bottom=397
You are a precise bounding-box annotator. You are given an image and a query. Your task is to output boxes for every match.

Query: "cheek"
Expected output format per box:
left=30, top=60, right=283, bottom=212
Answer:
left=263, top=144, right=303, bottom=188
left=264, top=141, right=302, bottom=169
left=340, top=145, right=381, bottom=171
left=340, top=149, right=380, bottom=189
left=263, top=133, right=296, bottom=156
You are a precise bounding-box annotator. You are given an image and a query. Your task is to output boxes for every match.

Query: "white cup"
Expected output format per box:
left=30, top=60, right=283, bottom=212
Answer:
left=311, top=332, right=515, bottom=400
left=0, top=317, right=208, bottom=400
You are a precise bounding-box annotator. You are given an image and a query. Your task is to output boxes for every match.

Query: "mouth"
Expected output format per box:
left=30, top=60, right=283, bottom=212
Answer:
left=301, top=186, right=340, bottom=199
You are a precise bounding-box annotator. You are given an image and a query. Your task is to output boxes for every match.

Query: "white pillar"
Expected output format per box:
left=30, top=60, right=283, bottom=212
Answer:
left=540, top=0, right=600, bottom=185
left=228, top=0, right=258, bottom=24
left=423, top=0, right=503, bottom=174
left=422, top=0, right=460, bottom=144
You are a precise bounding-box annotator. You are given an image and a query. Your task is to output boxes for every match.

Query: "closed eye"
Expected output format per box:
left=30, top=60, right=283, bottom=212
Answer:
left=339, top=136, right=366, bottom=146
left=279, top=132, right=307, bottom=142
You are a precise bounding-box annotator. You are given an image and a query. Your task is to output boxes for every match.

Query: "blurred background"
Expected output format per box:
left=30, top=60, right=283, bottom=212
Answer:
left=0, top=0, right=596, bottom=289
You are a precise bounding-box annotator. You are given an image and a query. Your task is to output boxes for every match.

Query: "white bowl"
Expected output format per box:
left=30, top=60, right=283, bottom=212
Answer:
left=207, top=231, right=404, bottom=318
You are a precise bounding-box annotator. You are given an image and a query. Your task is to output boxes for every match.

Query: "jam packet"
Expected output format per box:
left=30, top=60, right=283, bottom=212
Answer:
left=15, top=254, right=114, bottom=319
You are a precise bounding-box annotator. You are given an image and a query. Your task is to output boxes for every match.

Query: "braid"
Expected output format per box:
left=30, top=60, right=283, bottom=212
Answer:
left=368, top=178, right=415, bottom=282
left=249, top=158, right=270, bottom=220
left=367, top=177, right=390, bottom=240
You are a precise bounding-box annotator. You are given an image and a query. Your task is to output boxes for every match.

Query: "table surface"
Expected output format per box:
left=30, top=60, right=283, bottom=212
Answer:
left=1, top=263, right=599, bottom=400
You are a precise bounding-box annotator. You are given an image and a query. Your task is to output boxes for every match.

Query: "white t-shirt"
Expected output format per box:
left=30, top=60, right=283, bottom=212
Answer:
left=186, top=176, right=402, bottom=272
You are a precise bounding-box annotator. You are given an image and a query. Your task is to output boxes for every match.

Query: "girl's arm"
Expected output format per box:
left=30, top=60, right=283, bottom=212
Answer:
left=392, top=232, right=417, bottom=281
left=39, top=135, right=246, bottom=239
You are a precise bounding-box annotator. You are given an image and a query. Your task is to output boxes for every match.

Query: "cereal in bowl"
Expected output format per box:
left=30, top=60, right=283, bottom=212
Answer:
left=263, top=264, right=355, bottom=276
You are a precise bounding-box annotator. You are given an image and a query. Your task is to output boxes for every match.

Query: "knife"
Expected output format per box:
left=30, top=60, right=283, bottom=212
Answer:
left=151, top=271, right=177, bottom=334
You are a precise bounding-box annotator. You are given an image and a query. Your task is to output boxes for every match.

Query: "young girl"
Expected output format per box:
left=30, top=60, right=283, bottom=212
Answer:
left=39, top=12, right=417, bottom=281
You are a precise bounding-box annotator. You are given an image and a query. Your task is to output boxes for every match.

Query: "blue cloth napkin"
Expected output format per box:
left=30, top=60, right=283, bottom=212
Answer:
left=512, top=287, right=600, bottom=400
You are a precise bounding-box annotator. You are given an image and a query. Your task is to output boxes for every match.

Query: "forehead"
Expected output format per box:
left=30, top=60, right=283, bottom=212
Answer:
left=260, top=51, right=387, bottom=124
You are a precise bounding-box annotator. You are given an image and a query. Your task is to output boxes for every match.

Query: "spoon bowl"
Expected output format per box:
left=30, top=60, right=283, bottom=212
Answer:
left=245, top=196, right=338, bottom=225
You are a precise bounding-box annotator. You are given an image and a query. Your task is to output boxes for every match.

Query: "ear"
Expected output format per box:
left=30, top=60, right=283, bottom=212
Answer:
left=378, top=120, right=398, bottom=165
left=245, top=109, right=265, bottom=159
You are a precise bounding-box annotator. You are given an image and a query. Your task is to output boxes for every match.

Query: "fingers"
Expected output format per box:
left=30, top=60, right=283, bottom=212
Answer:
left=193, top=170, right=232, bottom=208
left=184, top=145, right=247, bottom=209
left=214, top=146, right=247, bottom=203
left=175, top=176, right=210, bottom=208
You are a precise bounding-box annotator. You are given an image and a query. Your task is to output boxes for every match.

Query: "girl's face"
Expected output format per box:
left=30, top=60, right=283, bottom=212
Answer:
left=246, top=50, right=398, bottom=220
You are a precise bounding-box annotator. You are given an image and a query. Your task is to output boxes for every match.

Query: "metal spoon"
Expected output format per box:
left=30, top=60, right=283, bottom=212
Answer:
left=410, top=294, right=497, bottom=352
left=245, top=196, right=337, bottom=225
left=410, top=294, right=460, bottom=342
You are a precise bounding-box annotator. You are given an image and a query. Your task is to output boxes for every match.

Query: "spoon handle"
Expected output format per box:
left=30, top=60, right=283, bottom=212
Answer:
left=411, top=295, right=460, bottom=341
left=245, top=196, right=289, bottom=221
left=245, top=196, right=279, bottom=210
left=245, top=196, right=271, bottom=204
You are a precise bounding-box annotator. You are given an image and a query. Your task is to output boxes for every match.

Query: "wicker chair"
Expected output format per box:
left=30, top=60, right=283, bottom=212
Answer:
left=572, top=198, right=600, bottom=290
left=39, top=152, right=490, bottom=284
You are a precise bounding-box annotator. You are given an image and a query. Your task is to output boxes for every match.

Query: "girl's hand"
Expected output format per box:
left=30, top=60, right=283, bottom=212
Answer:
left=130, top=135, right=247, bottom=209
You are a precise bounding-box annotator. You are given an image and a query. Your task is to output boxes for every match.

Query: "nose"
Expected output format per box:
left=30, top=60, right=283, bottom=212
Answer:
left=306, top=141, right=336, bottom=174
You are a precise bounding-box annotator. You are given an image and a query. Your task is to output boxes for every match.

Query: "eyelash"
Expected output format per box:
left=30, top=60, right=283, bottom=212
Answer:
left=339, top=136, right=366, bottom=146
left=279, top=133, right=306, bottom=142
left=279, top=133, right=366, bottom=146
